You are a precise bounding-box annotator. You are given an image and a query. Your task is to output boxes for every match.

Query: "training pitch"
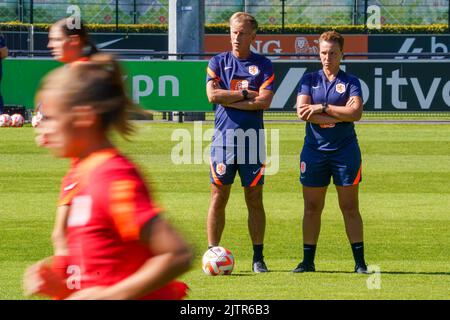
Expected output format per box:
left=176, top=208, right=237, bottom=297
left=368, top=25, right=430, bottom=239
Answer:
left=0, top=122, right=449, bottom=299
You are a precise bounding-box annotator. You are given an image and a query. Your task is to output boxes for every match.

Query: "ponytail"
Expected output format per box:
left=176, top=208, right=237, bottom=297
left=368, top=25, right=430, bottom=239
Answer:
left=52, top=18, right=99, bottom=58
left=82, top=40, right=99, bottom=58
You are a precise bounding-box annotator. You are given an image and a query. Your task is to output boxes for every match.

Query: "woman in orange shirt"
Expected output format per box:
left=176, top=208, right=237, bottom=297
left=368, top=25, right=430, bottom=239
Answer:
left=24, top=54, right=192, bottom=300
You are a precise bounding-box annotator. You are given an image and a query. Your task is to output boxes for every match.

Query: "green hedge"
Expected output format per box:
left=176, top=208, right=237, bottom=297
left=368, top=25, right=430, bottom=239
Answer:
left=206, top=23, right=449, bottom=34
left=1, top=21, right=448, bottom=34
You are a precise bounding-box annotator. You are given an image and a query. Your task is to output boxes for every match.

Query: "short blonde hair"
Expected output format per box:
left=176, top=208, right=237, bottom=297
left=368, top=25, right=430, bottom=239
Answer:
left=319, top=31, right=344, bottom=51
left=229, top=12, right=258, bottom=33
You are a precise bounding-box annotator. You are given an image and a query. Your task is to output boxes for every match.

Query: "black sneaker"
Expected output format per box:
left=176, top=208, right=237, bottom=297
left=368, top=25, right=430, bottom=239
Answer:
left=355, top=263, right=370, bottom=274
left=252, top=260, right=269, bottom=273
left=292, top=262, right=315, bottom=273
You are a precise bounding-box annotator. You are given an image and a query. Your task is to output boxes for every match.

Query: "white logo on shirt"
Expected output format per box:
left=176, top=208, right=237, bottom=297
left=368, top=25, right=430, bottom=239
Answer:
left=248, top=65, right=260, bottom=76
left=64, top=182, right=78, bottom=191
left=67, top=195, right=92, bottom=227
left=224, top=66, right=232, bottom=70
left=336, top=83, right=346, bottom=93
left=252, top=168, right=261, bottom=175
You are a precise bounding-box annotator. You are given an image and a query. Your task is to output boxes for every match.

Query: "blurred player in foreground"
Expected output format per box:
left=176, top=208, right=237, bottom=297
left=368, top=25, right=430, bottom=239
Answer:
left=294, top=31, right=369, bottom=274
left=24, top=54, right=192, bottom=299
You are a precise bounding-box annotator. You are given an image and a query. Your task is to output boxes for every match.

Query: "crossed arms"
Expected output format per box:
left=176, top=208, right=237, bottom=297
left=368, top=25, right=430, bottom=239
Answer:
left=296, top=94, right=363, bottom=124
left=206, top=79, right=274, bottom=111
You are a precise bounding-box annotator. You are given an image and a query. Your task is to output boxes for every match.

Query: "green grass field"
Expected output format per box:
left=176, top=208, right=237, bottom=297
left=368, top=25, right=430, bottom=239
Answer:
left=0, top=122, right=449, bottom=300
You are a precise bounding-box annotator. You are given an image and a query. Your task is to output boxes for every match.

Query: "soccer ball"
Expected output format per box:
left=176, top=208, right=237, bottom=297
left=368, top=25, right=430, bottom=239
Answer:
left=0, top=114, right=11, bottom=127
left=202, top=246, right=235, bottom=276
left=32, top=112, right=43, bottom=127
left=10, top=114, right=24, bottom=127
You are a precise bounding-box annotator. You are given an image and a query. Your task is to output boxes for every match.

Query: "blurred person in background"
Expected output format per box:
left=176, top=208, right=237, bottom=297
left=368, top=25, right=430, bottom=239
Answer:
left=0, top=32, right=8, bottom=114
left=33, top=18, right=100, bottom=281
left=47, top=18, right=98, bottom=64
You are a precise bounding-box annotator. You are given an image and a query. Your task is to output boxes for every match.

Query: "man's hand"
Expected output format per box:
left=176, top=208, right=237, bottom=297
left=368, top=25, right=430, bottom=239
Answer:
left=207, top=80, right=254, bottom=105
left=0, top=46, right=8, bottom=59
left=244, top=90, right=259, bottom=100
left=210, top=80, right=220, bottom=90
left=211, top=80, right=258, bottom=100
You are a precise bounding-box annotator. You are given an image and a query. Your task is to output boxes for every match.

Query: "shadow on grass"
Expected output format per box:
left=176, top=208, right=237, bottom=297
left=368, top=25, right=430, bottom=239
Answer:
left=270, top=270, right=450, bottom=276
left=374, top=271, right=450, bottom=276
left=229, top=271, right=257, bottom=277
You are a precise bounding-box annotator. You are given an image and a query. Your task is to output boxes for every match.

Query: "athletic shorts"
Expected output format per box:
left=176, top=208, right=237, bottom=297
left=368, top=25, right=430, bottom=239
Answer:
left=210, top=146, right=265, bottom=187
left=300, top=141, right=362, bottom=187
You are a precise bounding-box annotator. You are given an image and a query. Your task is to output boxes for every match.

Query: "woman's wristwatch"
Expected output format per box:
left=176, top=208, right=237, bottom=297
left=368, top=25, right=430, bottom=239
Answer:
left=321, top=102, right=329, bottom=113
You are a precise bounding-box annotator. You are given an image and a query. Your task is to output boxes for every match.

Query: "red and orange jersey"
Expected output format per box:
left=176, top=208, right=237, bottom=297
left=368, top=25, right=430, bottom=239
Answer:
left=58, top=148, right=185, bottom=299
left=58, top=158, right=80, bottom=207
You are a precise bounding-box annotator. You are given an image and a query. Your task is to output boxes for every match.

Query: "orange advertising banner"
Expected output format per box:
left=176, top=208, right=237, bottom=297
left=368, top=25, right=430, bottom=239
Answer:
left=205, top=34, right=368, bottom=59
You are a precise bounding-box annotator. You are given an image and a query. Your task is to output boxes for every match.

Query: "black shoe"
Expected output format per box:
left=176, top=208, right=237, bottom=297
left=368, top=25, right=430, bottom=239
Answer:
left=355, top=263, right=370, bottom=274
left=292, top=262, right=315, bottom=273
left=252, top=260, right=269, bottom=273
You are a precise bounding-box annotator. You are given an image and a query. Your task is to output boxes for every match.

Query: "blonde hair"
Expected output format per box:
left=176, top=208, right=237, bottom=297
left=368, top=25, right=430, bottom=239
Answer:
left=319, top=31, right=344, bottom=51
left=37, top=53, right=136, bottom=138
left=229, top=12, right=258, bottom=33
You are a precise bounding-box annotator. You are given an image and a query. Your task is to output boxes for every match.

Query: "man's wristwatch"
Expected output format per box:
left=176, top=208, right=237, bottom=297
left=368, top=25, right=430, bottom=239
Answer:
left=321, top=102, right=329, bottom=113
left=242, top=89, right=249, bottom=100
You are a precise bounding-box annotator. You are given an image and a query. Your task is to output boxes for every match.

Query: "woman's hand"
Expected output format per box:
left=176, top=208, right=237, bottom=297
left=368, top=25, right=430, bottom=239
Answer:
left=297, top=103, right=323, bottom=120
left=65, top=286, right=109, bottom=300
left=23, top=257, right=69, bottom=298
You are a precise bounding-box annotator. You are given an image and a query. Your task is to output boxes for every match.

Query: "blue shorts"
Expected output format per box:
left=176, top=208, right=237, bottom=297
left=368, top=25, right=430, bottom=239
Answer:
left=300, top=141, right=362, bottom=187
left=210, top=146, right=265, bottom=187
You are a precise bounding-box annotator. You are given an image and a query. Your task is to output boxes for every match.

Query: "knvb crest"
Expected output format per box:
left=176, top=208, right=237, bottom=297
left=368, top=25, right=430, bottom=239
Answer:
left=248, top=65, right=260, bottom=76
left=336, top=83, right=346, bottom=94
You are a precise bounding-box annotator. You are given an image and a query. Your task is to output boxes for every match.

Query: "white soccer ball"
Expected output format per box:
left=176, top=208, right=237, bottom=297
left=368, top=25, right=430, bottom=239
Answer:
left=202, top=246, right=235, bottom=276
left=10, top=114, right=24, bottom=127
left=0, top=114, right=11, bottom=127
left=32, top=112, right=43, bottom=128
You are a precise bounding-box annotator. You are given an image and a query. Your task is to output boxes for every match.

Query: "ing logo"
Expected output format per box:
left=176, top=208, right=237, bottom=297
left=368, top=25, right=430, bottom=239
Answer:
left=230, top=79, right=249, bottom=91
